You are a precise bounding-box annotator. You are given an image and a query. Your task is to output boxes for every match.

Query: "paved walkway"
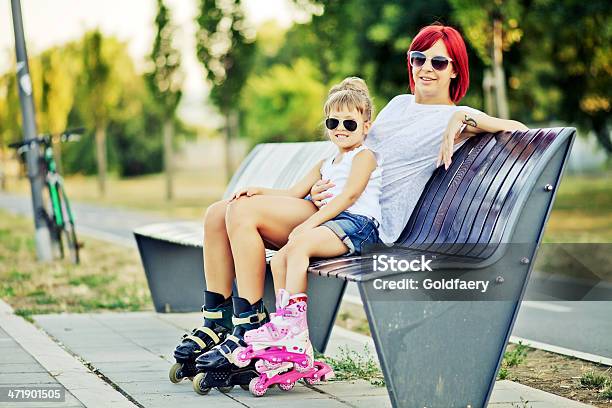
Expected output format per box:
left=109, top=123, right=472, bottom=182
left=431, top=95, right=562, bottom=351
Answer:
left=0, top=298, right=595, bottom=407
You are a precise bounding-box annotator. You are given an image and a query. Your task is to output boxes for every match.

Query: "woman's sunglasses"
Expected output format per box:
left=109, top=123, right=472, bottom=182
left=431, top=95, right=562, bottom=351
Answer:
left=325, top=118, right=358, bottom=132
left=408, top=51, right=453, bottom=71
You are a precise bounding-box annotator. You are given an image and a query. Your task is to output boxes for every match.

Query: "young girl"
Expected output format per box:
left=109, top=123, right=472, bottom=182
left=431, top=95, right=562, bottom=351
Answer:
left=232, top=77, right=381, bottom=391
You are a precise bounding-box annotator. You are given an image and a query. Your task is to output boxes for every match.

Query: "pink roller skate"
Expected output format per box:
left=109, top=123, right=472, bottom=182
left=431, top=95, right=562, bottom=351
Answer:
left=248, top=361, right=335, bottom=397
left=233, top=289, right=335, bottom=396
left=233, top=289, right=313, bottom=372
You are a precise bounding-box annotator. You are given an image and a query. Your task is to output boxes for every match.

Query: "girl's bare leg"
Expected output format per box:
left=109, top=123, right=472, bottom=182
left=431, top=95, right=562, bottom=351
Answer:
left=203, top=200, right=234, bottom=298
left=283, top=227, right=348, bottom=294
left=269, top=250, right=288, bottom=293
left=225, top=196, right=318, bottom=304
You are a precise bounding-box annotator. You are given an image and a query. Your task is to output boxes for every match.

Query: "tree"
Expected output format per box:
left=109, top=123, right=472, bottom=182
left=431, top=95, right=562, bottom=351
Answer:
left=195, top=0, right=255, bottom=181
left=146, top=0, right=183, bottom=200
left=518, top=0, right=611, bottom=153
left=79, top=30, right=118, bottom=196
left=241, top=58, right=327, bottom=145
left=450, top=0, right=524, bottom=118
left=39, top=45, right=80, bottom=173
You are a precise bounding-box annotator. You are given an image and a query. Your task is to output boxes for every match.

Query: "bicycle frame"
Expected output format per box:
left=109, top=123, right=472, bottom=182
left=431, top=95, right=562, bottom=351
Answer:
left=9, top=129, right=82, bottom=263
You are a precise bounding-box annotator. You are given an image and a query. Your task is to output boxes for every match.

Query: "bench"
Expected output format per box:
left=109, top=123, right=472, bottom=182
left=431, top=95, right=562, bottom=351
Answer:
left=134, top=127, right=575, bottom=407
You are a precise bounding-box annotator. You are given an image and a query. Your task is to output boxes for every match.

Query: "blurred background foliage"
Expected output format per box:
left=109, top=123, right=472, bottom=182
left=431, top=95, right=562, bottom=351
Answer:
left=0, top=28, right=194, bottom=178
left=0, top=0, right=609, bottom=180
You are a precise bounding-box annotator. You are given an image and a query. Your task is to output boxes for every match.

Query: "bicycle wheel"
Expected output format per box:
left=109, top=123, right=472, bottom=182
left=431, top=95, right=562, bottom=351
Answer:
left=57, top=184, right=80, bottom=264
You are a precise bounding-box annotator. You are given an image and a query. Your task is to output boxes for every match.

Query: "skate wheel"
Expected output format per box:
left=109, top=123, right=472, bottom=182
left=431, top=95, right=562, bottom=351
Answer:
left=278, top=381, right=295, bottom=391
left=192, top=373, right=211, bottom=395
left=303, top=377, right=319, bottom=385
left=169, top=363, right=183, bottom=384
left=294, top=354, right=314, bottom=373
left=231, top=347, right=250, bottom=368
left=240, top=383, right=250, bottom=391
left=249, top=377, right=267, bottom=397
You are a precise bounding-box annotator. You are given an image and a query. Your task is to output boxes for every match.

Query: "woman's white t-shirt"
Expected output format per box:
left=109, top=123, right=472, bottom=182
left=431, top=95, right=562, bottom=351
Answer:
left=364, top=94, right=482, bottom=243
left=319, top=145, right=382, bottom=224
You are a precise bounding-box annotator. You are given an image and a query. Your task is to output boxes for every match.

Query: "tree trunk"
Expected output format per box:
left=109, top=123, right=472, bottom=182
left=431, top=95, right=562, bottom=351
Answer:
left=95, top=125, right=107, bottom=197
left=163, top=119, right=174, bottom=201
left=492, top=17, right=509, bottom=119
left=592, top=117, right=612, bottom=155
left=483, top=69, right=496, bottom=117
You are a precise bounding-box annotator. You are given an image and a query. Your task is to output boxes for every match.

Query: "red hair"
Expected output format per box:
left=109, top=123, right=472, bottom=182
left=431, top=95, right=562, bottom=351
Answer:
left=407, top=25, right=470, bottom=103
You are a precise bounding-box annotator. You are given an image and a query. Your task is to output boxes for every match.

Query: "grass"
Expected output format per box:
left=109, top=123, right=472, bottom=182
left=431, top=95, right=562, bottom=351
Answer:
left=317, top=346, right=385, bottom=386
left=544, top=172, right=612, bottom=243
left=580, top=371, right=609, bottom=388
left=0, top=209, right=153, bottom=319
left=498, top=342, right=529, bottom=380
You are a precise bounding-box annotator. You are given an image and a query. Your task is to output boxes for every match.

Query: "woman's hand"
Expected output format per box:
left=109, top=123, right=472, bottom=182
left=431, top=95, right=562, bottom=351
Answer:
left=309, top=179, right=335, bottom=208
left=231, top=186, right=262, bottom=201
left=437, top=111, right=468, bottom=170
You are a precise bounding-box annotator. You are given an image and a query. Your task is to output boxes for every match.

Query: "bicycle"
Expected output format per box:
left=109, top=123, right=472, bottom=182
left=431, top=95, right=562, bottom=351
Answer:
left=9, top=128, right=84, bottom=264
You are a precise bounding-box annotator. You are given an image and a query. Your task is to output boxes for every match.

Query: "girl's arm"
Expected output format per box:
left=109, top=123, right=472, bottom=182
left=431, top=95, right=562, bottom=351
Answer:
left=290, top=150, right=377, bottom=238
left=437, top=111, right=529, bottom=169
left=232, top=160, right=324, bottom=200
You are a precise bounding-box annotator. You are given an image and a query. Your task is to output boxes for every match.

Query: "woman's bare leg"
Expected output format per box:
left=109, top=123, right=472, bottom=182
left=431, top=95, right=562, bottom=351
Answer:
left=225, top=196, right=318, bottom=304
left=202, top=200, right=234, bottom=298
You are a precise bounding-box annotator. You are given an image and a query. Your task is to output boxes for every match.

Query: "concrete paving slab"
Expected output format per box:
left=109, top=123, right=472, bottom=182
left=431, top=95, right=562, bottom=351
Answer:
left=31, top=311, right=597, bottom=408
left=1, top=352, right=39, bottom=364
left=341, top=395, right=393, bottom=408
left=0, top=363, right=49, bottom=374
left=489, top=381, right=593, bottom=407
left=0, top=372, right=63, bottom=385
left=130, top=393, right=239, bottom=408
left=0, top=391, right=83, bottom=408
left=0, top=300, right=136, bottom=408
left=313, top=380, right=389, bottom=398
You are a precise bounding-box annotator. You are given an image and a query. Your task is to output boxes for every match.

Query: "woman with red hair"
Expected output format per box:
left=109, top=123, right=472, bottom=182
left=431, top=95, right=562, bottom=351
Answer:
left=170, top=24, right=527, bottom=384
left=310, top=24, right=527, bottom=243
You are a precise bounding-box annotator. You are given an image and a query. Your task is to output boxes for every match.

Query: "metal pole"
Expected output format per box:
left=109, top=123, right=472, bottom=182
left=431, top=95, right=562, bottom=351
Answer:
left=10, top=0, right=53, bottom=261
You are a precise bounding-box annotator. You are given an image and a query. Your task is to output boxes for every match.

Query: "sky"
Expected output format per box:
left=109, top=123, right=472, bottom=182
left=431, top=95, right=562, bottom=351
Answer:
left=0, top=0, right=299, bottom=127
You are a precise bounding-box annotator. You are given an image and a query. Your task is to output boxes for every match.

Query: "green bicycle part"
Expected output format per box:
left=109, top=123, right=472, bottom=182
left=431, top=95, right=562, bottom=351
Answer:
left=48, top=182, right=64, bottom=228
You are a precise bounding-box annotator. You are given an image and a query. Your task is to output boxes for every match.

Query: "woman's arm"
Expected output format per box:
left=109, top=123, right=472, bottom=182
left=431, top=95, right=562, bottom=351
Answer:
left=289, top=150, right=377, bottom=239
left=437, top=111, right=529, bottom=169
left=231, top=160, right=323, bottom=200
left=460, top=111, right=528, bottom=135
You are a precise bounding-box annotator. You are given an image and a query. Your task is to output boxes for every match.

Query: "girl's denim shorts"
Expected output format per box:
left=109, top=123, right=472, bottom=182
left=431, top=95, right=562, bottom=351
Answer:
left=322, top=211, right=380, bottom=255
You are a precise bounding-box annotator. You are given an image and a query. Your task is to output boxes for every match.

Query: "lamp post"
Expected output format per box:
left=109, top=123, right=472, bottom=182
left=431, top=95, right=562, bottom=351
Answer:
left=10, top=0, right=53, bottom=261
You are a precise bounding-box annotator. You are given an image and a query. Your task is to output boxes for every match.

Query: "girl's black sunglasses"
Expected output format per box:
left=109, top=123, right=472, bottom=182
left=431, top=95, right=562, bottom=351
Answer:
left=325, top=118, right=358, bottom=132
left=408, top=51, right=453, bottom=71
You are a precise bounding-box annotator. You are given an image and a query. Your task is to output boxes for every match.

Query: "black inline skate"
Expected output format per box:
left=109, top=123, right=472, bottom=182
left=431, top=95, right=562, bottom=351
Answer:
left=191, top=296, right=269, bottom=395
left=168, top=291, right=233, bottom=383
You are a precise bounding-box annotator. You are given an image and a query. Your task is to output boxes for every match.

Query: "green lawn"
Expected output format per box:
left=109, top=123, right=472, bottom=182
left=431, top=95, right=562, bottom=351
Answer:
left=544, top=173, right=612, bottom=242
left=0, top=210, right=152, bottom=320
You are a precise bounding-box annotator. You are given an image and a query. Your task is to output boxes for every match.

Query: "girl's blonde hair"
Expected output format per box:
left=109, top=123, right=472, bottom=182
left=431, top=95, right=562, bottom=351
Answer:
left=324, top=77, right=374, bottom=122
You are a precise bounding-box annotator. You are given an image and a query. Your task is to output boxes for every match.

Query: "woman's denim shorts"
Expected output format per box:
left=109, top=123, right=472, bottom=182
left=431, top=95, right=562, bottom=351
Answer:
left=322, top=211, right=380, bottom=255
